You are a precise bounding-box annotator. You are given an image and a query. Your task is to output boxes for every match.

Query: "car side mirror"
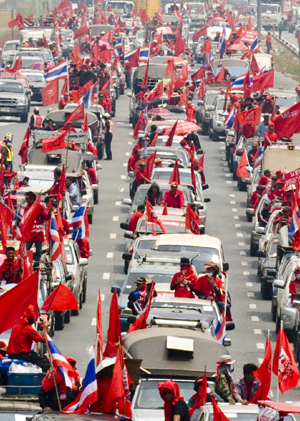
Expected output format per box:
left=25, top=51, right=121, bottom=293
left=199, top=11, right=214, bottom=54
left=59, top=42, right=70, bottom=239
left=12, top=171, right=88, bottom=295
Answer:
left=79, top=258, right=88, bottom=266
left=256, top=226, right=265, bottom=234
left=65, top=273, right=73, bottom=281
left=207, top=105, right=215, bottom=111
left=123, top=198, right=132, bottom=206
left=246, top=208, right=255, bottom=216
left=120, top=222, right=129, bottom=230
left=224, top=337, right=231, bottom=347
left=273, top=279, right=284, bottom=289
left=124, top=231, right=134, bottom=239
left=256, top=250, right=266, bottom=258
left=96, top=164, right=102, bottom=170
left=223, top=262, right=229, bottom=271
left=236, top=150, right=243, bottom=156
left=198, top=100, right=204, bottom=106
left=72, top=205, right=79, bottom=212
left=127, top=92, right=133, bottom=97
left=128, top=171, right=134, bottom=178
left=127, top=315, right=137, bottom=324
left=229, top=142, right=236, bottom=147
left=204, top=198, right=211, bottom=203
left=25, top=89, right=31, bottom=95
left=197, top=148, right=203, bottom=154
left=111, top=285, right=121, bottom=295
left=226, top=321, right=235, bottom=331
left=122, top=253, right=133, bottom=260
left=202, top=184, right=209, bottom=190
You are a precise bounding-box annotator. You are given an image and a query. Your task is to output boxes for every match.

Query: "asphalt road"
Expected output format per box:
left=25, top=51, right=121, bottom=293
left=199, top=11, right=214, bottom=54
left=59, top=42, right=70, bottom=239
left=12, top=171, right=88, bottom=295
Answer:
left=6, top=69, right=300, bottom=399
left=278, top=29, right=299, bottom=50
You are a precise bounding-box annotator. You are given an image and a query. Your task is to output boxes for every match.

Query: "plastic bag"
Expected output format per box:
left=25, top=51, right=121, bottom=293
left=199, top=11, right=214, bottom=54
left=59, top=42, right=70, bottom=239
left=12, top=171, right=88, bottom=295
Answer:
left=9, top=362, right=42, bottom=373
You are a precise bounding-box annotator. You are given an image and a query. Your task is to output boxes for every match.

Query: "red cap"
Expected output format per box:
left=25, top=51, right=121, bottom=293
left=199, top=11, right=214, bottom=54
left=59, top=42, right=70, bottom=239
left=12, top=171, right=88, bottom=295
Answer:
left=170, top=182, right=178, bottom=187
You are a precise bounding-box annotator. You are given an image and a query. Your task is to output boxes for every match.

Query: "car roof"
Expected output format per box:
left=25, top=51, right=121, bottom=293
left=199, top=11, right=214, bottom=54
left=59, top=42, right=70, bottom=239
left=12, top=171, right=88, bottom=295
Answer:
left=140, top=214, right=186, bottom=223
left=152, top=296, right=214, bottom=307
left=201, top=403, right=259, bottom=413
left=127, top=263, right=179, bottom=273
left=154, top=233, right=221, bottom=248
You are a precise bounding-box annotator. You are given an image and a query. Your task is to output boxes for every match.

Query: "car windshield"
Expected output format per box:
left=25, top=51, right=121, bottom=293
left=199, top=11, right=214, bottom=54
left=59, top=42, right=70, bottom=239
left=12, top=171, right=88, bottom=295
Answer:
left=43, top=50, right=52, bottom=60
left=134, top=380, right=193, bottom=409
left=275, top=96, right=297, bottom=107
left=64, top=245, right=74, bottom=265
left=123, top=271, right=177, bottom=294
left=136, top=31, right=144, bottom=39
left=19, top=52, right=44, bottom=59
left=4, top=43, right=19, bottom=51
left=23, top=73, right=44, bottom=82
left=19, top=57, right=44, bottom=68
left=206, top=93, right=217, bottom=105
left=133, top=187, right=189, bottom=206
left=262, top=4, right=278, bottom=13
left=0, top=413, right=36, bottom=420
left=208, top=414, right=294, bottom=421
left=138, top=219, right=188, bottom=234
left=152, top=171, right=198, bottom=186
left=155, top=246, right=220, bottom=271
left=0, top=81, right=23, bottom=93
left=217, top=99, right=226, bottom=110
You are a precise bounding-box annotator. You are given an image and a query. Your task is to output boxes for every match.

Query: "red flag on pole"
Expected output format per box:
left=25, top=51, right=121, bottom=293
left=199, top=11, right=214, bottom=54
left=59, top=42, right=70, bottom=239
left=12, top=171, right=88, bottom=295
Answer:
left=198, top=79, right=205, bottom=100
left=41, top=131, right=68, bottom=153
left=144, top=151, right=156, bottom=180
left=174, top=63, right=188, bottom=90
left=165, top=121, right=178, bottom=146
left=251, top=336, right=272, bottom=402
left=165, top=59, right=177, bottom=77
left=70, top=80, right=93, bottom=104
left=41, top=79, right=59, bottom=106
left=20, top=195, right=42, bottom=243
left=247, top=16, right=252, bottom=30
left=174, top=32, right=185, bottom=56
left=191, top=67, right=205, bottom=82
left=18, top=126, right=30, bottom=164
left=0, top=271, right=39, bottom=334
left=127, top=281, right=156, bottom=333
left=211, top=396, right=231, bottom=421
left=144, top=81, right=164, bottom=102
left=252, top=70, right=274, bottom=93
left=103, top=291, right=121, bottom=358
left=6, top=56, right=22, bottom=74
left=250, top=53, right=260, bottom=74
left=169, top=160, right=180, bottom=185
left=192, top=26, right=207, bottom=42
left=272, top=100, right=300, bottom=139
left=64, top=103, right=84, bottom=127
left=146, top=200, right=168, bottom=234
left=243, top=71, right=252, bottom=99
left=96, top=289, right=103, bottom=365
left=186, top=204, right=200, bottom=234
left=74, top=24, right=88, bottom=39
left=236, top=149, right=249, bottom=179
left=201, top=39, right=211, bottom=54
left=190, top=370, right=207, bottom=416
left=150, top=132, right=159, bottom=147
left=133, top=112, right=146, bottom=140
left=42, top=283, right=78, bottom=312
left=237, top=106, right=261, bottom=125
left=273, top=327, right=300, bottom=393
left=128, top=48, right=140, bottom=67
left=141, top=59, right=149, bottom=89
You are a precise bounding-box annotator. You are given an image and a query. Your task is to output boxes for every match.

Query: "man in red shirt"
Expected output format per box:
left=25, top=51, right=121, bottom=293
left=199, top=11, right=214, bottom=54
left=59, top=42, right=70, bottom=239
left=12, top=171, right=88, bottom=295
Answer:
left=241, top=123, right=256, bottom=140
left=192, top=262, right=225, bottom=311
left=128, top=205, right=145, bottom=232
left=135, top=161, right=151, bottom=187
left=58, top=94, right=69, bottom=110
left=273, top=179, right=287, bottom=201
left=267, top=176, right=277, bottom=201
left=297, top=31, right=300, bottom=55
left=258, top=169, right=271, bottom=186
left=266, top=32, right=272, bottom=54
left=150, top=40, right=160, bottom=56
left=264, top=123, right=277, bottom=149
left=161, top=182, right=185, bottom=208
left=132, top=138, right=145, bottom=154
left=24, top=192, right=51, bottom=269
left=7, top=305, right=50, bottom=372
left=85, top=161, right=97, bottom=185
left=170, top=257, right=197, bottom=298
left=290, top=266, right=300, bottom=301
left=128, top=148, right=141, bottom=173
left=0, top=246, right=23, bottom=284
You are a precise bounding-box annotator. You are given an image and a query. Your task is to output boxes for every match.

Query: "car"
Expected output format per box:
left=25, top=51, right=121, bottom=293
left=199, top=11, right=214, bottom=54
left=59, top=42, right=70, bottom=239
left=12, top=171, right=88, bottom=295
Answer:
left=267, top=88, right=299, bottom=114
left=0, top=74, right=32, bottom=111
left=196, top=403, right=275, bottom=421
left=0, top=79, right=30, bottom=122
left=211, top=58, right=249, bottom=82
left=246, top=195, right=270, bottom=256
left=194, top=87, right=220, bottom=134
left=257, top=209, right=280, bottom=256
left=208, top=92, right=227, bottom=142
left=30, top=412, right=131, bottom=421
left=64, top=238, right=89, bottom=313
left=60, top=29, right=74, bottom=59
left=21, top=70, right=47, bottom=102
left=256, top=235, right=279, bottom=300
left=0, top=40, right=20, bottom=63
left=233, top=137, right=258, bottom=190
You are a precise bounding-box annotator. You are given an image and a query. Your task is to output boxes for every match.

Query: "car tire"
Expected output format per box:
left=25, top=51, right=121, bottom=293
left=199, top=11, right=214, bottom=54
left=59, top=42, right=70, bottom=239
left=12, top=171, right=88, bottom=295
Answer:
left=88, top=213, right=93, bottom=224
left=64, top=310, right=71, bottom=323
left=271, top=299, right=277, bottom=322
left=83, top=279, right=87, bottom=303
left=20, top=113, right=28, bottom=123
left=55, top=312, right=64, bottom=330
left=120, top=86, right=125, bottom=95
left=49, top=315, right=55, bottom=337
left=232, top=170, right=237, bottom=181
left=261, top=282, right=271, bottom=300
left=71, top=307, right=79, bottom=316
left=93, top=190, right=99, bottom=205
left=237, top=177, right=243, bottom=191
left=212, top=131, right=219, bottom=142
left=124, top=259, right=129, bottom=274
left=250, top=241, right=257, bottom=257
left=129, top=114, right=132, bottom=124
left=202, top=123, right=208, bottom=135
left=275, top=313, right=281, bottom=334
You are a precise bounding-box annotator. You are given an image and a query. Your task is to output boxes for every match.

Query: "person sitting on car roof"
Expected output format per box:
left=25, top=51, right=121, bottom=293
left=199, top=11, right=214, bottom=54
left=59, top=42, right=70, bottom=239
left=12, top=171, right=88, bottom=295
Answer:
left=249, top=185, right=265, bottom=210
left=0, top=246, right=23, bottom=284
left=192, top=262, right=224, bottom=303
left=159, top=379, right=190, bottom=421
left=146, top=182, right=163, bottom=206
left=30, top=107, right=44, bottom=131
left=128, top=277, right=150, bottom=315
left=258, top=200, right=271, bottom=227
left=170, top=257, right=197, bottom=299
left=188, top=376, right=224, bottom=411
left=233, top=363, right=260, bottom=405
left=258, top=169, right=271, bottom=187
left=289, top=266, right=300, bottom=302
left=215, top=355, right=236, bottom=404
left=161, top=182, right=185, bottom=209
left=128, top=204, right=145, bottom=232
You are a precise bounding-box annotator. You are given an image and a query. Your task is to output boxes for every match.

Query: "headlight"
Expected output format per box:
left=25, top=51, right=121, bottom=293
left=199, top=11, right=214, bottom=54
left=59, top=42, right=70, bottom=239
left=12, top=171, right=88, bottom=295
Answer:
left=282, top=314, right=291, bottom=323
left=18, top=97, right=25, bottom=104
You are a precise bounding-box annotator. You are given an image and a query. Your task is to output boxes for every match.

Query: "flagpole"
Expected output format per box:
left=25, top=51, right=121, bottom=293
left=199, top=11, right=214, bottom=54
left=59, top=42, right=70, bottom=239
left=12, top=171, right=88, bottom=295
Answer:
left=43, top=331, right=62, bottom=412
left=276, top=321, right=283, bottom=415
left=0, top=198, right=19, bottom=217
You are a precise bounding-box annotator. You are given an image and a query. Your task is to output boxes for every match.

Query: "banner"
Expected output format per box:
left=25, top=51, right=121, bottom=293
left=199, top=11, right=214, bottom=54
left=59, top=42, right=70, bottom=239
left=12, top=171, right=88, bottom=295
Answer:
left=285, top=168, right=300, bottom=188
left=258, top=406, right=276, bottom=421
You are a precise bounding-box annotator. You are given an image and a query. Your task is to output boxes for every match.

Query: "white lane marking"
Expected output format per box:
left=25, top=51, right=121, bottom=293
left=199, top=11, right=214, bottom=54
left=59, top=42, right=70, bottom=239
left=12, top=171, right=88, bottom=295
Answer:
left=240, top=251, right=246, bottom=256
left=222, top=158, right=226, bottom=161
left=0, top=122, right=13, bottom=126
left=233, top=215, right=239, bottom=220
left=247, top=291, right=254, bottom=297
left=226, top=181, right=232, bottom=184
left=230, top=194, right=235, bottom=197
left=249, top=304, right=257, bottom=309
left=223, top=163, right=227, bottom=166
left=251, top=316, right=259, bottom=322
left=220, top=146, right=225, bottom=150
left=235, top=224, right=241, bottom=227
left=237, top=233, right=243, bottom=237
left=128, top=141, right=132, bottom=145
left=256, top=343, right=265, bottom=349
left=230, top=201, right=236, bottom=205
left=254, top=329, right=262, bottom=335
left=121, top=175, right=126, bottom=179
left=113, top=216, right=119, bottom=221
left=115, top=201, right=121, bottom=205
left=106, top=252, right=114, bottom=258
left=225, top=174, right=231, bottom=177
left=120, top=187, right=124, bottom=192
left=239, top=242, right=245, bottom=246
left=103, top=273, right=110, bottom=279
left=241, top=261, right=248, bottom=266
left=246, top=282, right=253, bottom=287
left=125, top=152, right=130, bottom=156
left=243, top=271, right=250, bottom=276
left=110, top=233, right=117, bottom=239
left=232, top=208, right=238, bottom=212
left=91, top=318, right=96, bottom=326
left=258, top=358, right=263, bottom=364
left=123, top=163, right=127, bottom=167
left=101, top=294, right=105, bottom=301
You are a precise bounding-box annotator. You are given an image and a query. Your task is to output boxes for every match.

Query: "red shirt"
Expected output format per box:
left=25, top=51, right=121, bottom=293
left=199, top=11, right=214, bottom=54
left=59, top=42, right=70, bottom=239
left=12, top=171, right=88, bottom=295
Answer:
left=0, top=257, right=22, bottom=283
left=90, top=377, right=116, bottom=413
left=193, top=275, right=224, bottom=301
left=7, top=323, right=43, bottom=354
left=128, top=211, right=143, bottom=232
left=266, top=34, right=272, bottom=43
left=258, top=175, right=270, bottom=186
left=24, top=203, right=51, bottom=242
left=290, top=280, right=300, bottom=294
left=161, top=189, right=185, bottom=208
left=128, top=154, right=140, bottom=172
left=77, top=238, right=90, bottom=259
left=58, top=98, right=68, bottom=110
left=135, top=170, right=147, bottom=187
left=171, top=267, right=197, bottom=298
left=50, top=177, right=61, bottom=196
left=268, top=187, right=277, bottom=201
left=273, top=187, right=287, bottom=201
left=242, top=124, right=256, bottom=139
left=87, top=167, right=97, bottom=185
left=264, top=131, right=278, bottom=149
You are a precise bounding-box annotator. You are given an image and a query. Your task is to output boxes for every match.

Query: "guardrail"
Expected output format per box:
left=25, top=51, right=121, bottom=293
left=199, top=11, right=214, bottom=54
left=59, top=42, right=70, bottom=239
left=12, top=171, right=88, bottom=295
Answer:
left=272, top=31, right=300, bottom=58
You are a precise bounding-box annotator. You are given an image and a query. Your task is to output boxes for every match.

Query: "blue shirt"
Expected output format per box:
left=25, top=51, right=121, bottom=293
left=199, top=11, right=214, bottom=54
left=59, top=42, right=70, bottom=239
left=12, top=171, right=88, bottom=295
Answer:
left=67, top=183, right=79, bottom=206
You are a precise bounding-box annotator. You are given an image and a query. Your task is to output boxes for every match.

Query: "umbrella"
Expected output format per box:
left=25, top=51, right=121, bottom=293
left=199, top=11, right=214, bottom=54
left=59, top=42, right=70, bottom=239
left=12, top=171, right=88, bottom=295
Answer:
left=227, top=43, right=248, bottom=51
left=30, top=62, right=44, bottom=70
left=163, top=121, right=201, bottom=136
left=148, top=108, right=173, bottom=118
left=165, top=105, right=186, bottom=114
left=98, top=40, right=110, bottom=47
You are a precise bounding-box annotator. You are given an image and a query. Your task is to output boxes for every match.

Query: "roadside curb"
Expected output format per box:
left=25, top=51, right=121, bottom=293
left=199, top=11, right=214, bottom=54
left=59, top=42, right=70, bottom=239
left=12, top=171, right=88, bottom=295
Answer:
left=272, top=31, right=300, bottom=58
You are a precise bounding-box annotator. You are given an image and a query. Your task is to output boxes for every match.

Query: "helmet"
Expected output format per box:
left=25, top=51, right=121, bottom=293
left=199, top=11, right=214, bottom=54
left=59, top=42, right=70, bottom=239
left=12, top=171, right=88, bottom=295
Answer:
left=4, top=132, right=12, bottom=140
left=34, top=106, right=40, bottom=112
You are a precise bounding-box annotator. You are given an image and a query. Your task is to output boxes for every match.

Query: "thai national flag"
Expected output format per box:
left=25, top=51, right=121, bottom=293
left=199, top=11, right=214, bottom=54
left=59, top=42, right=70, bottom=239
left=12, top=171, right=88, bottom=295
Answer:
left=254, top=144, right=263, bottom=168
left=218, top=28, right=226, bottom=59
left=203, top=51, right=214, bottom=67
left=47, top=335, right=79, bottom=390
left=139, top=46, right=149, bottom=63
left=44, top=59, right=68, bottom=81
left=224, top=106, right=235, bottom=128
left=83, top=83, right=96, bottom=109
left=124, top=48, right=138, bottom=63
left=12, top=205, right=23, bottom=240
left=214, top=308, right=226, bottom=345
left=63, top=343, right=97, bottom=414
left=289, top=206, right=300, bottom=238
left=231, top=73, right=253, bottom=90
left=0, top=62, right=5, bottom=75
left=115, top=38, right=123, bottom=55
left=69, top=202, right=89, bottom=240
left=251, top=37, right=258, bottom=52
left=50, top=213, right=61, bottom=261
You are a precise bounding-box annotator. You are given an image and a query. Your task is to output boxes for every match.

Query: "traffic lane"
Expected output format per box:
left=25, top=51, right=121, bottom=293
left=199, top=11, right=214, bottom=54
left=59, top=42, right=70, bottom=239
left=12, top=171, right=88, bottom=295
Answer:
left=53, top=95, right=133, bottom=375
left=278, top=30, right=298, bottom=49
left=199, top=133, right=300, bottom=398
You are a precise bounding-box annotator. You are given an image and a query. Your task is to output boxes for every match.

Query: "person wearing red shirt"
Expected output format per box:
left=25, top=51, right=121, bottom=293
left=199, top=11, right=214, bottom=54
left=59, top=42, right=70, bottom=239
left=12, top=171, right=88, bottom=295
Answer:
left=135, top=161, right=151, bottom=187
left=150, top=40, right=160, bottom=56
left=87, top=140, right=98, bottom=157
left=161, top=182, right=185, bottom=209
left=46, top=167, right=62, bottom=199
left=128, top=205, right=145, bottom=232
left=192, top=262, right=224, bottom=302
left=77, top=238, right=90, bottom=259
left=58, top=94, right=69, bottom=110
left=267, top=176, right=278, bottom=201
left=273, top=206, right=291, bottom=232
left=264, top=123, right=278, bottom=149
left=128, top=148, right=141, bottom=172
left=258, top=169, right=271, bottom=186
left=0, top=246, right=23, bottom=284
left=170, top=257, right=197, bottom=298
left=289, top=266, right=300, bottom=301
left=273, top=179, right=287, bottom=201
left=24, top=191, right=51, bottom=269
left=241, top=124, right=256, bottom=140
left=85, top=162, right=97, bottom=185
left=266, top=32, right=272, bottom=54
left=7, top=305, right=50, bottom=372
left=249, top=186, right=265, bottom=210
left=137, top=86, right=149, bottom=106
left=132, top=138, right=145, bottom=155
left=98, top=93, right=112, bottom=113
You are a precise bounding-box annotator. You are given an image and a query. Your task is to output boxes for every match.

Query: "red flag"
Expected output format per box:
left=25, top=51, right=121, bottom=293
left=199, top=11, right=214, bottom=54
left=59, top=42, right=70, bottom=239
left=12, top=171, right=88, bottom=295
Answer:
left=146, top=200, right=167, bottom=234
left=236, top=149, right=249, bottom=179
left=81, top=114, right=88, bottom=132
left=20, top=195, right=42, bottom=243
left=61, top=78, right=69, bottom=96
left=41, top=79, right=59, bottom=106
left=57, top=164, right=66, bottom=201
left=70, top=80, right=93, bottom=103
left=103, top=291, right=121, bottom=358
left=127, top=281, right=156, bottom=333
left=199, top=152, right=205, bottom=171
left=0, top=201, right=11, bottom=249
left=192, top=26, right=207, bottom=42
left=18, top=126, right=30, bottom=164
left=152, top=31, right=163, bottom=44
left=273, top=327, right=300, bottom=393
left=150, top=132, right=159, bottom=147
left=250, top=53, right=260, bottom=74
left=96, top=289, right=103, bottom=365
left=165, top=121, right=178, bottom=146
left=186, top=203, right=200, bottom=234
left=162, top=205, right=168, bottom=215
left=190, top=370, right=207, bottom=416
left=174, top=32, right=185, bottom=56
left=198, top=79, right=205, bottom=100
left=165, top=59, right=177, bottom=77
left=201, top=39, right=211, bottom=54
left=0, top=271, right=39, bottom=334
left=191, top=67, right=205, bottom=82
left=42, top=34, right=49, bottom=48
left=178, top=90, right=188, bottom=111
left=0, top=156, right=4, bottom=197
left=74, top=24, right=88, bottom=40
left=169, top=160, right=180, bottom=185
left=105, top=346, right=125, bottom=408
left=214, top=67, right=225, bottom=84
left=223, top=78, right=231, bottom=111
left=70, top=44, right=81, bottom=63
left=174, top=64, right=188, bottom=90
left=6, top=56, right=22, bottom=74
left=237, top=106, right=261, bottom=125
left=212, top=396, right=231, bottom=421
left=99, top=80, right=110, bottom=94
left=133, top=112, right=145, bottom=140
left=243, top=71, right=252, bottom=99
left=141, top=59, right=149, bottom=89
left=128, top=48, right=140, bottom=67
left=42, top=283, right=78, bottom=312
left=42, top=131, right=68, bottom=153
left=144, top=80, right=164, bottom=102
left=64, top=103, right=84, bottom=127
left=139, top=9, right=149, bottom=22
left=247, top=16, right=252, bottom=30
left=144, top=151, right=156, bottom=180
left=272, top=100, right=300, bottom=138
left=252, top=70, right=274, bottom=93
left=251, top=336, right=272, bottom=402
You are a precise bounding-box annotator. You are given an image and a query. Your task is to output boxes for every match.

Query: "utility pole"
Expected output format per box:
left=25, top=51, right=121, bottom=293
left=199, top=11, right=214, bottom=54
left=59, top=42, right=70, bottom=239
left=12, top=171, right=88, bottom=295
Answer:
left=257, top=0, right=262, bottom=36
left=34, top=0, right=39, bottom=17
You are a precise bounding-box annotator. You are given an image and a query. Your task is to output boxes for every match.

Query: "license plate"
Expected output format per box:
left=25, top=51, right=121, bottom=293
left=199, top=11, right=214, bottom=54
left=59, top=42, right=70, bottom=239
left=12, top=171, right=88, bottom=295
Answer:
left=0, top=108, right=10, bottom=112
